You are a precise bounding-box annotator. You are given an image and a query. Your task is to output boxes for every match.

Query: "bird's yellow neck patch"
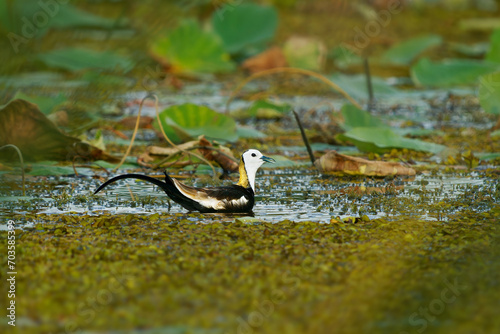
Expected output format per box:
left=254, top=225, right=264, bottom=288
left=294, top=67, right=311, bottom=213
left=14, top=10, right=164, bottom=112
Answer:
left=237, top=158, right=249, bottom=188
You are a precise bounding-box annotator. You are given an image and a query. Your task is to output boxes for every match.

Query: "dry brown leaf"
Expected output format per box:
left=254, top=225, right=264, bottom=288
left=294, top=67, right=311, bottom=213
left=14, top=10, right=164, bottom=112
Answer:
left=241, top=46, right=288, bottom=74
left=315, top=150, right=416, bottom=176
left=0, top=99, right=119, bottom=163
left=198, top=137, right=238, bottom=173
left=137, top=140, right=200, bottom=168
left=147, top=141, right=200, bottom=156
left=118, top=116, right=154, bottom=129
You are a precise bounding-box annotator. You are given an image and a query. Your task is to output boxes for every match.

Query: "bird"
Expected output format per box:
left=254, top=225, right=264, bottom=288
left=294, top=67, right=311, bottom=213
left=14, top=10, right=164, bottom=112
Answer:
left=94, top=149, right=275, bottom=213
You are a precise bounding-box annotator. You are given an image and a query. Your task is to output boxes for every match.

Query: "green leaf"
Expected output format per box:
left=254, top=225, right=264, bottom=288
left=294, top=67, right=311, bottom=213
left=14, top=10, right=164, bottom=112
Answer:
left=267, top=155, right=305, bottom=168
left=0, top=72, right=61, bottom=88
left=477, top=152, right=500, bottom=161
left=450, top=42, right=490, bottom=57
left=379, top=34, right=442, bottom=66
left=339, top=127, right=446, bottom=154
left=479, top=72, right=500, bottom=115
left=486, top=29, right=500, bottom=64
left=150, top=20, right=234, bottom=75
left=236, top=126, right=267, bottom=139
left=340, top=104, right=387, bottom=131
left=93, top=160, right=138, bottom=170
left=0, top=72, right=87, bottom=89
left=330, top=74, right=400, bottom=100
left=28, top=162, right=75, bottom=176
left=330, top=46, right=363, bottom=70
left=248, top=99, right=291, bottom=117
left=11, top=92, right=67, bottom=115
left=411, top=58, right=500, bottom=87
left=0, top=1, right=125, bottom=37
left=212, top=3, right=278, bottom=54
left=50, top=4, right=127, bottom=29
left=155, top=103, right=238, bottom=143
left=283, top=36, right=326, bottom=71
left=37, top=47, right=135, bottom=72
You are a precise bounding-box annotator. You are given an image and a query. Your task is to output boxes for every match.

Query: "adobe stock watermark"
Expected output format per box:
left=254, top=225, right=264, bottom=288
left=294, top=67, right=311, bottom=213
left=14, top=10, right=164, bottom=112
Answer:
left=338, top=0, right=406, bottom=63
left=7, top=0, right=70, bottom=54
left=212, top=0, right=244, bottom=20
left=225, top=257, right=319, bottom=334
left=400, top=277, right=466, bottom=334
left=478, top=73, right=500, bottom=102
left=50, top=261, right=135, bottom=334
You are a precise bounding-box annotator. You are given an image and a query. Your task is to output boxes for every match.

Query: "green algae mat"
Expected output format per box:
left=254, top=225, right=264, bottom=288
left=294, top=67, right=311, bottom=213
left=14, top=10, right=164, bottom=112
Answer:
left=2, top=199, right=499, bottom=334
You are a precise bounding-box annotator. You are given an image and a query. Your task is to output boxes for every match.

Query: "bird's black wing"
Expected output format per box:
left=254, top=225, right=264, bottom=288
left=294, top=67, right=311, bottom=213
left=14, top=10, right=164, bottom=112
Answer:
left=168, top=175, right=255, bottom=213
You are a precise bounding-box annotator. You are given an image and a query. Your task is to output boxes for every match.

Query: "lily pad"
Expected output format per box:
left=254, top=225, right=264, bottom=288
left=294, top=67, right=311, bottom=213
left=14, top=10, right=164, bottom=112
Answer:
left=477, top=152, right=500, bottom=161
left=155, top=104, right=238, bottom=143
left=37, top=47, right=135, bottom=72
left=340, top=104, right=386, bottom=130
left=450, top=42, right=490, bottom=57
left=411, top=58, right=500, bottom=87
left=328, top=45, right=363, bottom=70
left=339, top=127, right=446, bottom=154
left=267, top=155, right=305, bottom=168
left=0, top=99, right=119, bottom=162
left=247, top=99, right=291, bottom=118
left=1, top=1, right=126, bottom=40
left=150, top=20, right=234, bottom=75
left=49, top=3, right=128, bottom=29
left=28, top=162, right=76, bottom=176
left=0, top=72, right=79, bottom=89
left=330, top=74, right=400, bottom=100
left=479, top=72, right=500, bottom=115
left=486, top=29, right=500, bottom=64
left=11, top=92, right=67, bottom=115
left=236, top=126, right=267, bottom=139
left=330, top=46, right=363, bottom=70
left=379, top=34, right=442, bottom=66
left=212, top=3, right=278, bottom=54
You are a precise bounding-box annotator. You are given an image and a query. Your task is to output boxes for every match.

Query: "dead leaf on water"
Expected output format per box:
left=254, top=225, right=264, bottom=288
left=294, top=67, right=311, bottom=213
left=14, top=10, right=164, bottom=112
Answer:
left=314, top=150, right=416, bottom=176
left=137, top=137, right=239, bottom=173
left=0, top=99, right=119, bottom=163
left=137, top=140, right=200, bottom=167
left=241, top=46, right=288, bottom=74
left=198, top=137, right=238, bottom=173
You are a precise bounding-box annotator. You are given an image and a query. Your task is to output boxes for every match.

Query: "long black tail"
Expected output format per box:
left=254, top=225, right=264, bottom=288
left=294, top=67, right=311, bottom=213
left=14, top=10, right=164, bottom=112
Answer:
left=94, top=174, right=170, bottom=194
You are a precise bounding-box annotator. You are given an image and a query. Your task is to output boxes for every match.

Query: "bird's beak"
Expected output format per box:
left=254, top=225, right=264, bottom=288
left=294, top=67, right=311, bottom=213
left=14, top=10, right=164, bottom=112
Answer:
left=260, top=155, right=276, bottom=164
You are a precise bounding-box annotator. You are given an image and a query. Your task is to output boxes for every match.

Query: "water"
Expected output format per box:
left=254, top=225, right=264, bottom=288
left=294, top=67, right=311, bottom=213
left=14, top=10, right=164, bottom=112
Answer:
left=1, top=167, right=497, bottom=229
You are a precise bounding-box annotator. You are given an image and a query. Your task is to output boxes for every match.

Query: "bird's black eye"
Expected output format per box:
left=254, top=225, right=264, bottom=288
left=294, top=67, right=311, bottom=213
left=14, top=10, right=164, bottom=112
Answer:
left=251, top=153, right=256, bottom=157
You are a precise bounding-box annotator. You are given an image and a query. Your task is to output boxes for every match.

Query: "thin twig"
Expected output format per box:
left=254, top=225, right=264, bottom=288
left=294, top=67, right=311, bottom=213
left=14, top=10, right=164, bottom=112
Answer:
left=363, top=58, right=374, bottom=111
left=126, top=184, right=136, bottom=201
left=225, top=67, right=362, bottom=113
left=113, top=96, right=145, bottom=172
left=0, top=144, right=25, bottom=196
left=192, top=146, right=238, bottom=163
left=153, top=145, right=238, bottom=171
left=153, top=150, right=184, bottom=169
left=292, top=110, right=315, bottom=166
left=71, top=155, right=87, bottom=177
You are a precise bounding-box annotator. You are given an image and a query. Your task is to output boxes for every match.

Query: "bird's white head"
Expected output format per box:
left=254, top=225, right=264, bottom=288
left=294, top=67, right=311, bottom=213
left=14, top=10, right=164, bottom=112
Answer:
left=238, top=149, right=275, bottom=192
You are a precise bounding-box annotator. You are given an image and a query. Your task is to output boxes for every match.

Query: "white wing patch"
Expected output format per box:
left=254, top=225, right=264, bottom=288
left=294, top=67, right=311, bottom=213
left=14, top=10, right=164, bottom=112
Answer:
left=174, top=181, right=248, bottom=210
